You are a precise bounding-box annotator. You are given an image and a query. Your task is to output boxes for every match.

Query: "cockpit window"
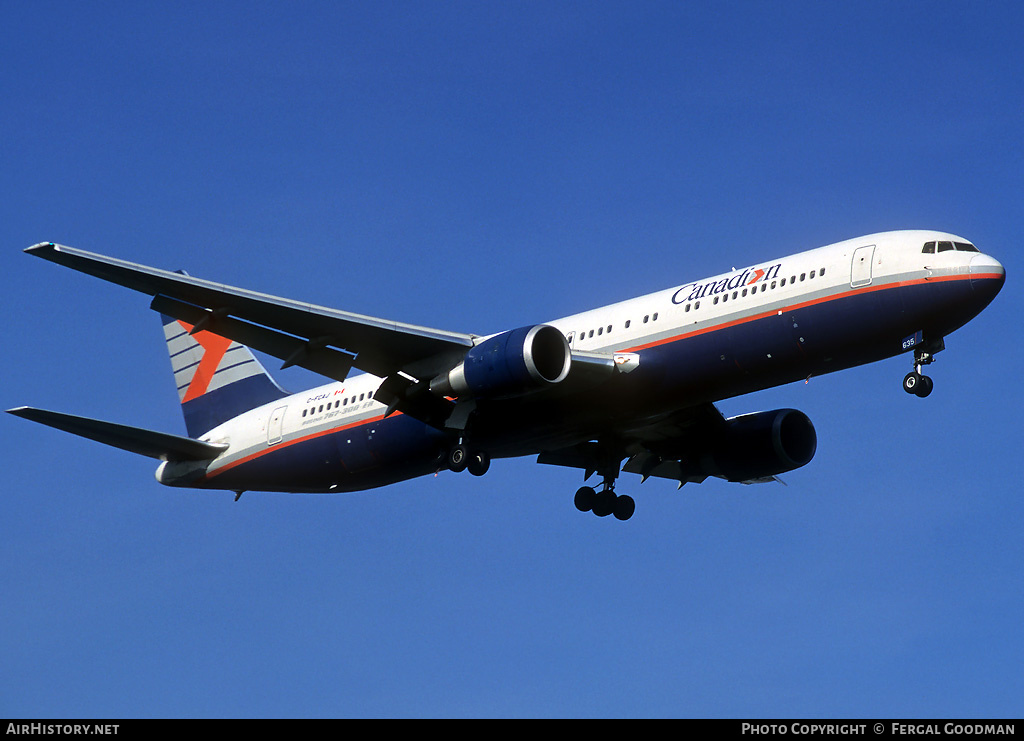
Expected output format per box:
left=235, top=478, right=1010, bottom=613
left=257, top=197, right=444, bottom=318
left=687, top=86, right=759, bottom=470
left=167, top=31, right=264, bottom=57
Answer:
left=923, top=240, right=979, bottom=254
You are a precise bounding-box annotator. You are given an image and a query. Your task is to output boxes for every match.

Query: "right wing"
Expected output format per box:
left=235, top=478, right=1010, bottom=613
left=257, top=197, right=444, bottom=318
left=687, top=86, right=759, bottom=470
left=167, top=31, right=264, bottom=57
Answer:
left=538, top=404, right=815, bottom=487
left=25, top=243, right=475, bottom=382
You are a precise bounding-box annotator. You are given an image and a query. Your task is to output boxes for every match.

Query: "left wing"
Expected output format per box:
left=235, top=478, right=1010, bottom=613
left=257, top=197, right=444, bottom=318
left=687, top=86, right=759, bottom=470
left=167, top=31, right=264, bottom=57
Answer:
left=25, top=243, right=475, bottom=382
left=25, top=243, right=637, bottom=430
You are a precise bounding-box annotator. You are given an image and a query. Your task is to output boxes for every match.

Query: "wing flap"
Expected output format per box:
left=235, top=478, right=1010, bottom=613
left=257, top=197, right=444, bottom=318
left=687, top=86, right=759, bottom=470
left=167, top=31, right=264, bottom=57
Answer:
left=6, top=407, right=227, bottom=461
left=537, top=404, right=728, bottom=486
left=152, top=294, right=358, bottom=383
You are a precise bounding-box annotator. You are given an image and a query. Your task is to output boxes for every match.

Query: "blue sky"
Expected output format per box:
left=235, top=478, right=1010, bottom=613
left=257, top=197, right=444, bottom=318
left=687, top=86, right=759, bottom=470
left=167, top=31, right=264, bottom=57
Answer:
left=2, top=1, right=1021, bottom=718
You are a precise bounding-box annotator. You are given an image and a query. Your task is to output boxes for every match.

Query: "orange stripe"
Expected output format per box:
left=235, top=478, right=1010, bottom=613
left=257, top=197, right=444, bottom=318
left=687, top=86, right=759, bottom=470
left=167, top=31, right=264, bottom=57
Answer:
left=623, top=272, right=977, bottom=353
left=201, top=411, right=395, bottom=482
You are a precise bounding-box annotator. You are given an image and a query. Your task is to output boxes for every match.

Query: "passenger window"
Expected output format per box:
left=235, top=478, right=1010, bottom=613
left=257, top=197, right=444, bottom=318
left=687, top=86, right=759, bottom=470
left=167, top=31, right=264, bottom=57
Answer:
left=597, top=327, right=603, bottom=336
left=722, top=294, right=728, bottom=302
left=643, top=315, right=650, bottom=322
left=588, top=330, right=594, bottom=338
left=938, top=241, right=954, bottom=252
left=800, top=273, right=806, bottom=281
left=742, top=288, right=748, bottom=296
left=607, top=325, right=612, bottom=333
left=652, top=313, right=657, bottom=321
left=820, top=267, right=825, bottom=276
left=761, top=284, right=767, bottom=292
left=624, top=320, right=631, bottom=329
left=810, top=270, right=815, bottom=279
left=694, top=301, right=700, bottom=310
left=770, top=281, right=776, bottom=289
left=713, top=297, right=719, bottom=305
left=779, top=279, right=785, bottom=287
left=684, top=304, right=690, bottom=312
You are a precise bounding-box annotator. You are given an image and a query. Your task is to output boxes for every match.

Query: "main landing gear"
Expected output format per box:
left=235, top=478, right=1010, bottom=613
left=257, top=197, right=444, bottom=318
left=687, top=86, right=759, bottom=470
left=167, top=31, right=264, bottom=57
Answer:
left=569, top=440, right=635, bottom=521
left=574, top=482, right=635, bottom=521
left=903, top=342, right=942, bottom=398
left=446, top=442, right=490, bottom=476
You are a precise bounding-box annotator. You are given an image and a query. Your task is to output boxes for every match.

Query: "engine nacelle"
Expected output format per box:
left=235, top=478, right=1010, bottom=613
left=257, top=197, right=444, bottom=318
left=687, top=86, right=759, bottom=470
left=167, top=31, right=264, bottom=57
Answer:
left=431, top=324, right=572, bottom=399
left=707, top=408, right=817, bottom=481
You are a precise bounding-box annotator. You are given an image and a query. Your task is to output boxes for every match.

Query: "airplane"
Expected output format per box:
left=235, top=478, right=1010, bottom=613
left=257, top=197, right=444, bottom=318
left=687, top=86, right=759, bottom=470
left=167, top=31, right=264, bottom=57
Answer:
left=7, top=230, right=1004, bottom=521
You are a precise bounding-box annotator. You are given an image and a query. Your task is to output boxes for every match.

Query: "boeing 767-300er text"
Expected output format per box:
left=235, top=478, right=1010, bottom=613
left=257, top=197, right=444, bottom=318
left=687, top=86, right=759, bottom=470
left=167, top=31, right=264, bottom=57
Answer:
left=8, top=231, right=1004, bottom=520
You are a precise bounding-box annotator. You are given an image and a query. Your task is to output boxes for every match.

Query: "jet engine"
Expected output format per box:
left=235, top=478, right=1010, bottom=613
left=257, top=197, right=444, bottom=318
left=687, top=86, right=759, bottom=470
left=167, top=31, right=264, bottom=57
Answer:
left=706, top=408, right=817, bottom=481
left=430, top=324, right=572, bottom=399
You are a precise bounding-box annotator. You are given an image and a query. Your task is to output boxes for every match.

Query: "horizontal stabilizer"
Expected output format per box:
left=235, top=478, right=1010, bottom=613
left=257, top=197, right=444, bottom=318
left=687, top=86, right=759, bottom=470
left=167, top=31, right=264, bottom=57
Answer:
left=6, top=406, right=227, bottom=461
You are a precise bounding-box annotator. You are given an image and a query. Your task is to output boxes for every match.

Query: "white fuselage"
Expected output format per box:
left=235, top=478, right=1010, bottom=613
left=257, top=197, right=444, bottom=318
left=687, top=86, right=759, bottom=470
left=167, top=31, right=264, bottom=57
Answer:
left=162, top=230, right=1002, bottom=491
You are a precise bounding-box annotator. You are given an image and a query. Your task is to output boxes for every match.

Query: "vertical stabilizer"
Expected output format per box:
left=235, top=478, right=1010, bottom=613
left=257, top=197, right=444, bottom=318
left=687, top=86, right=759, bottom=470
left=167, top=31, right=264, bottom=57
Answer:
left=162, top=315, right=288, bottom=437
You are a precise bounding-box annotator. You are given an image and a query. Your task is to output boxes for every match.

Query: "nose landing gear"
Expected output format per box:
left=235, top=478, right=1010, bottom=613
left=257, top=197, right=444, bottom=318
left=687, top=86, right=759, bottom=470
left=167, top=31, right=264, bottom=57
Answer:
left=903, top=340, right=942, bottom=398
left=903, top=371, right=933, bottom=397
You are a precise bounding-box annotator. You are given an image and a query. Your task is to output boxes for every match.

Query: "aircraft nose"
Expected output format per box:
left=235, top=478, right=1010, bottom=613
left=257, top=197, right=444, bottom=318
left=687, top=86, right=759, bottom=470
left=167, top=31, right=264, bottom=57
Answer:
left=970, top=253, right=1005, bottom=301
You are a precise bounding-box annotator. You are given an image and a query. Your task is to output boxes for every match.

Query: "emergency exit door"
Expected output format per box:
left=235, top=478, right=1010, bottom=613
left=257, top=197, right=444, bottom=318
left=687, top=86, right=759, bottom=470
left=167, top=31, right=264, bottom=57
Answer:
left=267, top=406, right=287, bottom=445
left=851, top=245, right=875, bottom=288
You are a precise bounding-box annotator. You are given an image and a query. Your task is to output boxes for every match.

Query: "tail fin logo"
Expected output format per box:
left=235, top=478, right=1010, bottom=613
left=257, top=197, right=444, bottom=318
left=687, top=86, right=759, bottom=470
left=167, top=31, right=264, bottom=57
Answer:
left=176, top=321, right=233, bottom=403
left=161, top=314, right=289, bottom=437
left=163, top=318, right=262, bottom=405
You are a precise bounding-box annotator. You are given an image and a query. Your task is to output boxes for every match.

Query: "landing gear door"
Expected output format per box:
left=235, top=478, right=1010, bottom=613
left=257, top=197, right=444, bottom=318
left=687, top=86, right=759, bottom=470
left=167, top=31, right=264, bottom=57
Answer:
left=851, top=245, right=875, bottom=288
left=268, top=405, right=287, bottom=445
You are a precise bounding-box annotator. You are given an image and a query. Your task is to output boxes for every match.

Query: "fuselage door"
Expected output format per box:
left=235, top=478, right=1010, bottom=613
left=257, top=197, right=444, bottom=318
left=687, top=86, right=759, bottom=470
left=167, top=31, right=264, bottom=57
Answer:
left=268, top=405, right=287, bottom=445
left=851, top=245, right=875, bottom=288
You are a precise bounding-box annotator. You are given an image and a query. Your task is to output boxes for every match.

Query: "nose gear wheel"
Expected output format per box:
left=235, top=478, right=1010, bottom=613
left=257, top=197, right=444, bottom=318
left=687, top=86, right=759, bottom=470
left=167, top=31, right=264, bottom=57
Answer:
left=903, top=341, right=941, bottom=398
left=903, top=371, right=933, bottom=397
